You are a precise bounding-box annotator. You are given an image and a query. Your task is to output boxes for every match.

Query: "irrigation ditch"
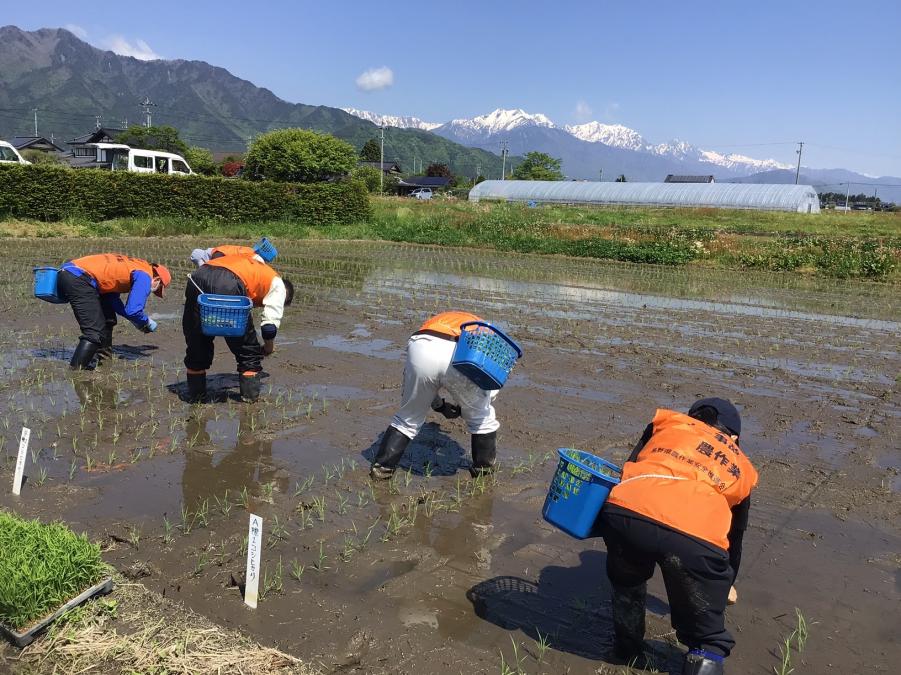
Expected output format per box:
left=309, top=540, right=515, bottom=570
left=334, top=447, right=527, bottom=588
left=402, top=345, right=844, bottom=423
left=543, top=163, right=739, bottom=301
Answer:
left=0, top=238, right=898, bottom=674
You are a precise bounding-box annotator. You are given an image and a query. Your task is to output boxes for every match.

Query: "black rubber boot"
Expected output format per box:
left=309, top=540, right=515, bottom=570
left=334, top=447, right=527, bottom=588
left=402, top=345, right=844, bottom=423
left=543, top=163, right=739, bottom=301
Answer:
left=187, top=372, right=207, bottom=403
left=682, top=650, right=725, bottom=675
left=469, top=431, right=497, bottom=477
left=96, top=325, right=114, bottom=366
left=612, top=582, right=647, bottom=663
left=370, top=426, right=411, bottom=479
left=69, top=339, right=99, bottom=370
left=431, top=395, right=461, bottom=419
left=239, top=372, right=262, bottom=402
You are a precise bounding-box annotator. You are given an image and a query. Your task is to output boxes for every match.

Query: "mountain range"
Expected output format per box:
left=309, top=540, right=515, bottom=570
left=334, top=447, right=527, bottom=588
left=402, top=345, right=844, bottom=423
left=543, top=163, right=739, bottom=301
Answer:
left=1, top=25, right=897, bottom=201
left=0, top=26, right=505, bottom=177
left=344, top=107, right=901, bottom=201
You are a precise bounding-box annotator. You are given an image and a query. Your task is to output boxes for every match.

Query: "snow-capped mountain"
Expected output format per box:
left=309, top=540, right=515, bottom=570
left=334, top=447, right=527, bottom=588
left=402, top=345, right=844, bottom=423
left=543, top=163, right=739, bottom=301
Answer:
left=565, top=122, right=647, bottom=152
left=346, top=106, right=795, bottom=179
left=341, top=108, right=440, bottom=131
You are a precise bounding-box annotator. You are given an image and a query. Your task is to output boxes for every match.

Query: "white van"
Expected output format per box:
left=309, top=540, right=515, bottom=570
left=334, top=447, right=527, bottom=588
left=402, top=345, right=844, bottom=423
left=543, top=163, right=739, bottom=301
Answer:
left=0, top=140, right=31, bottom=164
left=89, top=142, right=193, bottom=175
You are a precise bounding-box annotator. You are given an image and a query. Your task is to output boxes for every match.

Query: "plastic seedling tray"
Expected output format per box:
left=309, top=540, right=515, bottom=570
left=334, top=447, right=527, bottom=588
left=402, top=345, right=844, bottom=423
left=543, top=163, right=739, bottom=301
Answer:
left=0, top=577, right=113, bottom=648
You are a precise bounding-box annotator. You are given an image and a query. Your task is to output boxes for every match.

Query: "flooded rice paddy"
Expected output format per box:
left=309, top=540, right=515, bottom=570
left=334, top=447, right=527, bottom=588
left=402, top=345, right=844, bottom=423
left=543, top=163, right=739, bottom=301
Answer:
left=0, top=238, right=898, bottom=674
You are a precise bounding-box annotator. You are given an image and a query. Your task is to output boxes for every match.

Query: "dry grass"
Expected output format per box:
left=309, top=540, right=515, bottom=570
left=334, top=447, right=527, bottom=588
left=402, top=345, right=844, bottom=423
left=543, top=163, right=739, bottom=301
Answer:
left=1, top=578, right=317, bottom=675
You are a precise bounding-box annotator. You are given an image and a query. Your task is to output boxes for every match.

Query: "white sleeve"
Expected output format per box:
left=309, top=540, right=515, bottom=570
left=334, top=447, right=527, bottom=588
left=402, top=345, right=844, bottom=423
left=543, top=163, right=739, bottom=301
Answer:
left=190, top=248, right=213, bottom=267
left=260, top=276, right=286, bottom=330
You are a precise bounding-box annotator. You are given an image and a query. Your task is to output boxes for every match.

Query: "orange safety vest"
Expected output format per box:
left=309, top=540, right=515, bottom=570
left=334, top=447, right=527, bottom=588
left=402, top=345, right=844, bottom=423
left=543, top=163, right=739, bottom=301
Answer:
left=70, top=254, right=154, bottom=294
left=606, top=409, right=758, bottom=550
left=418, top=311, right=483, bottom=338
left=204, top=254, right=278, bottom=306
left=211, top=245, right=255, bottom=258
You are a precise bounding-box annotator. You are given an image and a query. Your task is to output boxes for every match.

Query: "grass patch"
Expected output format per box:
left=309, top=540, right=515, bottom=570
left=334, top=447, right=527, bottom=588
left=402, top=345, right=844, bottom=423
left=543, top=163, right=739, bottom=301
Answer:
left=0, top=511, right=106, bottom=631
left=2, top=196, right=899, bottom=280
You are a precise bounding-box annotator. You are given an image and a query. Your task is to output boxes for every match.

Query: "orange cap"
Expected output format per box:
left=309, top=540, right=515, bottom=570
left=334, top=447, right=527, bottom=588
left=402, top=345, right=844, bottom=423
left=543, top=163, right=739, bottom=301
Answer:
left=153, top=264, right=172, bottom=297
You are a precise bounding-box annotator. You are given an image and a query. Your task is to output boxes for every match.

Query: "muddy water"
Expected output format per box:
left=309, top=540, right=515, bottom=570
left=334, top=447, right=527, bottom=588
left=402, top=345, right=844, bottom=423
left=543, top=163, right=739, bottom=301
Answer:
left=0, top=239, right=899, bottom=674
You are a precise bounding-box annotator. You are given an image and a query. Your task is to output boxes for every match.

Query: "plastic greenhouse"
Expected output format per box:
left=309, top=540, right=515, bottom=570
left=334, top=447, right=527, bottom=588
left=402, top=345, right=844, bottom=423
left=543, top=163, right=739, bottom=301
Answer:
left=468, top=180, right=821, bottom=213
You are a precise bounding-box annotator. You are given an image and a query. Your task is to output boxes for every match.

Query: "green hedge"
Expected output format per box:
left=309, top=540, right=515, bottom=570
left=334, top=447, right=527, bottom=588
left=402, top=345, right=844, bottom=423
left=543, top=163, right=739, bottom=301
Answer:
left=0, top=164, right=370, bottom=225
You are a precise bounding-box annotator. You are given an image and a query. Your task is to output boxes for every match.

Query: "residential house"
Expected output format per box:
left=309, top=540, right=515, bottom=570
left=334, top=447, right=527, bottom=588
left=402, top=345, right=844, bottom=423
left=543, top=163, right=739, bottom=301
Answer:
left=65, top=127, right=126, bottom=168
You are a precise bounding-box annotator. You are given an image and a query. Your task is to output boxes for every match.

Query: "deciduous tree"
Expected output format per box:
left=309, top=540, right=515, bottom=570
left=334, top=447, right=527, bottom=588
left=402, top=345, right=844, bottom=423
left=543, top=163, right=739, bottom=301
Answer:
left=511, top=152, right=563, bottom=181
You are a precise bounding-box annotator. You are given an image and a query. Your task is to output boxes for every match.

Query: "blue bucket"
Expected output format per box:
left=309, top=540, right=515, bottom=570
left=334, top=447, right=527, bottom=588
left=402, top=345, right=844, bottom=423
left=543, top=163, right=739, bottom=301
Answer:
left=33, top=267, right=66, bottom=304
left=253, top=237, right=277, bottom=263
left=198, top=293, right=252, bottom=337
left=542, top=448, right=622, bottom=539
left=451, top=321, right=522, bottom=390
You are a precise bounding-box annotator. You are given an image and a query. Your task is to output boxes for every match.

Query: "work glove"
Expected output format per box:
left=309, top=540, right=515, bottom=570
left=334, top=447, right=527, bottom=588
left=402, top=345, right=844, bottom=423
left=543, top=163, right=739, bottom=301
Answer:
left=141, top=318, right=158, bottom=333
left=431, top=397, right=461, bottom=419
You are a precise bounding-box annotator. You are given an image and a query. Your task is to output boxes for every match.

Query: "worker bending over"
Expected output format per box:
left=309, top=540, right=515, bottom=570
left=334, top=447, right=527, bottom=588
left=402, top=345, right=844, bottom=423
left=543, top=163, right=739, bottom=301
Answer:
left=182, top=253, right=293, bottom=402
left=598, top=398, right=758, bottom=675
left=57, top=253, right=171, bottom=369
left=370, top=311, right=502, bottom=480
left=190, top=239, right=276, bottom=267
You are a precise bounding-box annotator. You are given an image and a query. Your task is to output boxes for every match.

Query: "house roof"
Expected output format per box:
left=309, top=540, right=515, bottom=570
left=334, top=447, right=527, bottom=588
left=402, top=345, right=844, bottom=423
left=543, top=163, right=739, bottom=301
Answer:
left=664, top=174, right=715, bottom=183
left=67, top=127, right=126, bottom=145
left=398, top=176, right=452, bottom=187
left=11, top=136, right=66, bottom=152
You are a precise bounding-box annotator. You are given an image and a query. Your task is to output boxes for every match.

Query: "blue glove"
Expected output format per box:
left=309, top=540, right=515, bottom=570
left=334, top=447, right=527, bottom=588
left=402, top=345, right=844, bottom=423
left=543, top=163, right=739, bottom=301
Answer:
left=142, top=318, right=158, bottom=333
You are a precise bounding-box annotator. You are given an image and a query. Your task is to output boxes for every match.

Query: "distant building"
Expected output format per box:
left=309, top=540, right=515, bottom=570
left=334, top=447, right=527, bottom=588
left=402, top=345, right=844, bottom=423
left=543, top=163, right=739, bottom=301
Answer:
left=65, top=127, right=126, bottom=168
left=664, top=174, right=715, bottom=184
left=359, top=160, right=402, bottom=175
left=397, top=176, right=452, bottom=195
left=11, top=135, right=67, bottom=155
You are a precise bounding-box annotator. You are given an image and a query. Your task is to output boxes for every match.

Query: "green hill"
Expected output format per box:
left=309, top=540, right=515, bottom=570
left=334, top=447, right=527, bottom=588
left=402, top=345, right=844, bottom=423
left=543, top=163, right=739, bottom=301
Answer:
left=0, top=26, right=503, bottom=178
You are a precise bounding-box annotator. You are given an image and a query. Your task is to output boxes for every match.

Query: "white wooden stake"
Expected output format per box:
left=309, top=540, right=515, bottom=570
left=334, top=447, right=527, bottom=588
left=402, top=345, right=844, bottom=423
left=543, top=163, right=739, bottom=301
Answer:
left=12, top=427, right=30, bottom=496
left=244, top=513, right=263, bottom=608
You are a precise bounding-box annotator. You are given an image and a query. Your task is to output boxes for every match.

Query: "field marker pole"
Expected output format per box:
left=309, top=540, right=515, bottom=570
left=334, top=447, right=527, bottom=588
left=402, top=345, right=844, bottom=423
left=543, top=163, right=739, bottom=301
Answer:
left=12, top=427, right=31, bottom=495
left=244, top=513, right=263, bottom=608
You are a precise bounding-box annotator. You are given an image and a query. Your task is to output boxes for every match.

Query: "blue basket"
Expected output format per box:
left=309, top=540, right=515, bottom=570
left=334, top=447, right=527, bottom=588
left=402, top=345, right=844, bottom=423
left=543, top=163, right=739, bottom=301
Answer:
left=33, top=267, right=66, bottom=304
left=198, top=293, right=252, bottom=337
left=542, top=448, right=622, bottom=539
left=253, top=237, right=277, bottom=263
left=451, top=321, right=522, bottom=390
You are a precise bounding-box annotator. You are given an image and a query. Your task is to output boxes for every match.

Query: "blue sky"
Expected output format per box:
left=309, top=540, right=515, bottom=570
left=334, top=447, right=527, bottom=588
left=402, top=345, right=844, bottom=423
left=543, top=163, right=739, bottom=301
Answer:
left=6, top=0, right=901, bottom=176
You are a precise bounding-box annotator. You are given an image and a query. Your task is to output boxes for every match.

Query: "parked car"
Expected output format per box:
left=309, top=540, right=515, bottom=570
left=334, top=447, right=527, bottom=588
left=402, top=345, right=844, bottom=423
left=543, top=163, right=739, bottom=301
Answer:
left=0, top=140, right=30, bottom=164
left=410, top=188, right=433, bottom=200
left=89, top=142, right=193, bottom=175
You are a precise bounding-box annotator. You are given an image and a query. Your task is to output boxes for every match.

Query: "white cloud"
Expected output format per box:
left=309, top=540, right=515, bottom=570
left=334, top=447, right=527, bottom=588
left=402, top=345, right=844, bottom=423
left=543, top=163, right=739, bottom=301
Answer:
left=64, top=24, right=88, bottom=40
left=101, top=35, right=161, bottom=61
left=355, top=66, right=394, bottom=92
left=604, top=102, right=621, bottom=119
left=574, top=100, right=592, bottom=122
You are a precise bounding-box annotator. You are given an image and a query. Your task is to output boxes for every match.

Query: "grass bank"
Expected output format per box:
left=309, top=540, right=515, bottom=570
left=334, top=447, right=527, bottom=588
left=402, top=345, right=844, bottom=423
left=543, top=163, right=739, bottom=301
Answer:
left=2, top=197, right=899, bottom=280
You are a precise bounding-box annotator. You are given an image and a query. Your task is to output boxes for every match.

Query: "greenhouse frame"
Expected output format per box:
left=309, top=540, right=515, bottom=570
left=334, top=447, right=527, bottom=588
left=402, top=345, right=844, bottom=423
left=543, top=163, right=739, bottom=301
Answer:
left=468, top=180, right=821, bottom=213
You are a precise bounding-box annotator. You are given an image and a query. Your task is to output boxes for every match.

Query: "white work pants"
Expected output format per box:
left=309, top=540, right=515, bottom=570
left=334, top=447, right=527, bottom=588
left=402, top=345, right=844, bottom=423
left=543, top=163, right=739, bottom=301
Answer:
left=391, top=334, right=499, bottom=439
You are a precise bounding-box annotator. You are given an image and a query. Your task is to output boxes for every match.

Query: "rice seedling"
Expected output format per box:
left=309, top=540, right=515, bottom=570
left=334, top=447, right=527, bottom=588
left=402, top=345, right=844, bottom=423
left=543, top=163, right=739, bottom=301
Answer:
left=312, top=496, right=326, bottom=522
left=35, top=466, right=49, bottom=487
left=127, top=525, right=141, bottom=550
left=335, top=491, right=349, bottom=516
left=180, top=505, right=195, bottom=535
left=0, top=511, right=107, bottom=631
left=261, top=481, right=275, bottom=503
left=162, top=517, right=174, bottom=545
left=68, top=458, right=77, bottom=480
left=214, top=492, right=233, bottom=518
left=261, top=558, right=284, bottom=598
left=534, top=629, right=551, bottom=664
left=238, top=486, right=251, bottom=510
left=293, top=475, right=314, bottom=497
left=267, top=516, right=289, bottom=548
left=289, top=559, right=305, bottom=581
left=312, top=541, right=329, bottom=572
left=195, top=500, right=210, bottom=529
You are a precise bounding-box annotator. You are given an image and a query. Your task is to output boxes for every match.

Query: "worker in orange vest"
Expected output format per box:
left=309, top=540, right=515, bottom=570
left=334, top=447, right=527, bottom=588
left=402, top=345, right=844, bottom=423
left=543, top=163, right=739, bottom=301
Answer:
left=57, top=253, right=172, bottom=369
left=598, top=399, right=758, bottom=675
left=182, top=253, right=293, bottom=402
left=370, top=311, right=503, bottom=480
left=190, top=238, right=277, bottom=267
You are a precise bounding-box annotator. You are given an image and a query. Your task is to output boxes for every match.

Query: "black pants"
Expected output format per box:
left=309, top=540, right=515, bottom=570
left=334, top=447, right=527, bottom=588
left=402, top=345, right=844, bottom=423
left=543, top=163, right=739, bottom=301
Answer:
left=183, top=265, right=262, bottom=373
left=599, top=507, right=734, bottom=657
left=58, top=270, right=116, bottom=346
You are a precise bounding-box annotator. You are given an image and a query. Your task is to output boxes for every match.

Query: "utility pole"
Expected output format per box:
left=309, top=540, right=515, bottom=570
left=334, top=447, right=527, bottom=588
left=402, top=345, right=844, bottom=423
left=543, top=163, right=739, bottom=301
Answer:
left=32, top=108, right=38, bottom=136
left=95, top=115, right=102, bottom=130
left=476, top=163, right=481, bottom=180
left=599, top=168, right=603, bottom=182
left=379, top=125, right=385, bottom=194
left=845, top=181, right=851, bottom=213
left=794, top=141, right=804, bottom=184
left=140, top=97, right=156, bottom=128
left=500, top=140, right=509, bottom=180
